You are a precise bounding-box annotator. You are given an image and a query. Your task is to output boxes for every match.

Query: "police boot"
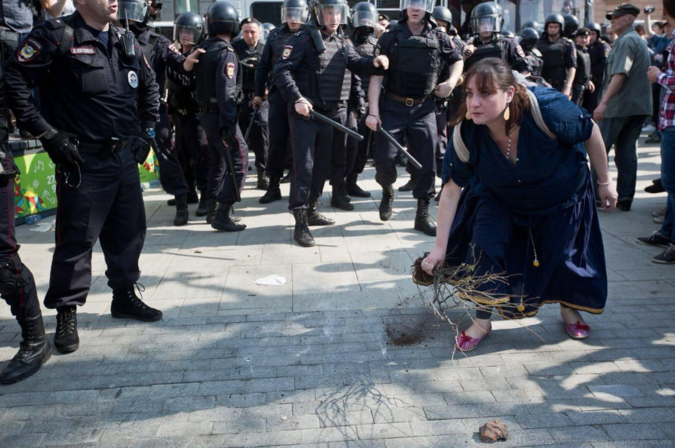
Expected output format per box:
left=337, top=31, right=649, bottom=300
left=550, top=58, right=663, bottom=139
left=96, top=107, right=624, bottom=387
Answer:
left=212, top=204, right=247, bottom=232
left=346, top=174, right=371, bottom=198
left=256, top=167, right=269, bottom=190
left=0, top=314, right=52, bottom=385
left=167, top=191, right=198, bottom=206
left=293, top=209, right=315, bottom=247
left=379, top=185, right=395, bottom=221
left=173, top=194, right=189, bottom=226
left=259, top=175, right=282, bottom=204
left=206, top=198, right=218, bottom=224
left=414, top=198, right=437, bottom=236
left=111, top=286, right=163, bottom=322
left=195, top=194, right=209, bottom=217
left=330, top=185, right=354, bottom=211
left=229, top=206, right=241, bottom=223
left=398, top=179, right=416, bottom=192
left=307, top=199, right=335, bottom=226
left=54, top=305, right=79, bottom=354
left=434, top=186, right=443, bottom=203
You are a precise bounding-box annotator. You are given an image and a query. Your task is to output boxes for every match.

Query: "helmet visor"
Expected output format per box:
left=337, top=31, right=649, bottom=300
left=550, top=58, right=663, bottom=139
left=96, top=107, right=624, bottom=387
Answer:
left=471, top=16, right=500, bottom=35
left=316, top=4, right=350, bottom=26
left=121, top=1, right=148, bottom=22
left=352, top=10, right=375, bottom=28
left=401, top=0, right=434, bottom=13
left=174, top=24, right=202, bottom=45
left=281, top=6, right=309, bottom=23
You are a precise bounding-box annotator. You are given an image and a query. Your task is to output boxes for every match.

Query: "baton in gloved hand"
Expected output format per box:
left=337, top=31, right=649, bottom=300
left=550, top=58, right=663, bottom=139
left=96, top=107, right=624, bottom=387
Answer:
left=376, top=125, right=422, bottom=170
left=221, top=137, right=242, bottom=203
left=310, top=110, right=364, bottom=141
left=244, top=106, right=259, bottom=144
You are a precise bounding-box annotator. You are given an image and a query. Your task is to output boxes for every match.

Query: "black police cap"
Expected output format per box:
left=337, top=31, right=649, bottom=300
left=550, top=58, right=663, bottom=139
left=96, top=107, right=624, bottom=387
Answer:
left=574, top=27, right=591, bottom=37
left=378, top=14, right=389, bottom=21
left=240, top=17, right=261, bottom=28
left=605, top=3, right=640, bottom=21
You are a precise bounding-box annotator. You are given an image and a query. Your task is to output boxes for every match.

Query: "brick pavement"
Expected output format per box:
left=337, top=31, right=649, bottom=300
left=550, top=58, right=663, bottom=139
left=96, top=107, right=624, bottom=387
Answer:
left=0, top=136, right=673, bottom=447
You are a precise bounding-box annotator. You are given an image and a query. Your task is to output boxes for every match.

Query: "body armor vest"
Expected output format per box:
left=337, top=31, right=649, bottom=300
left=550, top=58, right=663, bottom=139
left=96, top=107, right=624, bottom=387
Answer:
left=385, top=26, right=440, bottom=98
left=538, top=37, right=568, bottom=85
left=167, top=50, right=198, bottom=112
left=233, top=39, right=264, bottom=93
left=465, top=35, right=506, bottom=72
left=574, top=46, right=591, bottom=85
left=354, top=35, right=377, bottom=95
left=297, top=33, right=349, bottom=105
left=527, top=48, right=543, bottom=78
left=194, top=38, right=242, bottom=108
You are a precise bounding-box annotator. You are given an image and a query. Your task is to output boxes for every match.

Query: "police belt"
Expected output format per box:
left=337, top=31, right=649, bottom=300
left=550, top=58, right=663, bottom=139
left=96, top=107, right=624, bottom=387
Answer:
left=77, top=138, right=130, bottom=154
left=385, top=92, right=429, bottom=107
left=312, top=100, right=348, bottom=113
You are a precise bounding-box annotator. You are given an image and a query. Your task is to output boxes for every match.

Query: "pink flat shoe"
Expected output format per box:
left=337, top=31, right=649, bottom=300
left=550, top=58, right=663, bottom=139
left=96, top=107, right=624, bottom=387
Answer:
left=455, top=327, right=491, bottom=352
left=564, top=321, right=590, bottom=340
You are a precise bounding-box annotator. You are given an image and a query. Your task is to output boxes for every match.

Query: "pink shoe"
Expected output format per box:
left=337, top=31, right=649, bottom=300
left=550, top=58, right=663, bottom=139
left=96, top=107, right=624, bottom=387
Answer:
left=564, top=321, right=590, bottom=340
left=455, top=326, right=491, bottom=352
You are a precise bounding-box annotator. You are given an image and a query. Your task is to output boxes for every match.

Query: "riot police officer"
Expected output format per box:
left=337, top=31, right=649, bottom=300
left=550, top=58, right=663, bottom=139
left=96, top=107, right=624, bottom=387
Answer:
left=167, top=12, right=210, bottom=218
left=122, top=0, right=194, bottom=227
left=563, top=13, right=579, bottom=39
left=262, top=23, right=275, bottom=42
left=256, top=0, right=310, bottom=205
left=233, top=18, right=269, bottom=191
left=194, top=2, right=248, bottom=232
left=462, top=2, right=530, bottom=74
left=537, top=13, right=577, bottom=97
left=517, top=27, right=543, bottom=78
left=6, top=0, right=177, bottom=353
left=584, top=21, right=610, bottom=115
left=571, top=27, right=593, bottom=107
left=366, top=0, right=463, bottom=236
left=274, top=0, right=388, bottom=247
left=0, top=44, right=51, bottom=384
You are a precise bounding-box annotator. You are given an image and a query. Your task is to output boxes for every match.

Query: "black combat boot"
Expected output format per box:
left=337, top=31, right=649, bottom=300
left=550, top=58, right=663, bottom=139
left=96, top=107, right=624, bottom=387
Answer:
left=330, top=185, right=354, bottom=211
left=398, top=179, right=416, bottom=192
left=229, top=206, right=241, bottom=223
left=259, top=175, right=282, bottom=204
left=293, top=209, right=315, bottom=247
left=54, top=305, right=79, bottom=354
left=206, top=198, right=218, bottom=224
left=0, top=314, right=52, bottom=384
left=195, top=193, right=209, bottom=217
left=379, top=185, right=395, bottom=221
left=111, top=286, right=163, bottom=322
left=307, top=199, right=335, bottom=226
left=346, top=174, right=371, bottom=198
left=434, top=186, right=443, bottom=203
left=256, top=167, right=269, bottom=190
left=212, top=205, right=246, bottom=232
left=167, top=191, right=198, bottom=206
left=414, top=198, right=437, bottom=236
left=173, top=194, right=189, bottom=226
left=280, top=171, right=291, bottom=184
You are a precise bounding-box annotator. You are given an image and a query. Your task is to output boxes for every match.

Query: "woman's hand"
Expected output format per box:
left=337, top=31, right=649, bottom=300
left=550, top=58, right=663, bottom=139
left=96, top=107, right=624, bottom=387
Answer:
left=366, top=114, right=381, bottom=132
left=597, top=183, right=618, bottom=211
left=422, top=246, right=446, bottom=276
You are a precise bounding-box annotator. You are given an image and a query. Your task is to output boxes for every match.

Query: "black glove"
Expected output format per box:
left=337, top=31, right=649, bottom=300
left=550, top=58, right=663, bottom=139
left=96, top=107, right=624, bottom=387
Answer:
left=40, top=129, right=84, bottom=170
left=130, top=128, right=153, bottom=164
left=221, top=128, right=235, bottom=148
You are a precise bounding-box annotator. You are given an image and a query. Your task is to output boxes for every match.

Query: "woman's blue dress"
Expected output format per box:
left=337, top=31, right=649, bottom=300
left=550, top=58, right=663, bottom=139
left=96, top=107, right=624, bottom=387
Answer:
left=441, top=86, right=607, bottom=319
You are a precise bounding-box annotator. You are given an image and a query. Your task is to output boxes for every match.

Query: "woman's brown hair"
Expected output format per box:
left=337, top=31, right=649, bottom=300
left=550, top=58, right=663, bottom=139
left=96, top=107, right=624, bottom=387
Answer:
left=451, top=58, right=530, bottom=135
left=665, top=0, right=675, bottom=21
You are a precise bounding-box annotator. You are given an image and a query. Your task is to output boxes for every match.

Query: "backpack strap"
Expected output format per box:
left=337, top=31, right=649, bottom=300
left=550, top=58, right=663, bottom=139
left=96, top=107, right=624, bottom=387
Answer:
left=452, top=120, right=470, bottom=163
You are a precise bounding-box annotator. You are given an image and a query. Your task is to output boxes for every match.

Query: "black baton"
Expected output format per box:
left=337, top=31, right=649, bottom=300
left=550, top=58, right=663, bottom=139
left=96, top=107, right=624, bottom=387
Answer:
left=244, top=106, right=259, bottom=144
left=310, top=110, right=364, bottom=141
left=377, top=126, right=422, bottom=170
left=221, top=138, right=242, bottom=202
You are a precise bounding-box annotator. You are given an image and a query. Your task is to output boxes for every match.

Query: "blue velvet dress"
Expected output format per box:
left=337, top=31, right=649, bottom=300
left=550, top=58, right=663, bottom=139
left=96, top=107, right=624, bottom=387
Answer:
left=441, top=86, right=607, bottom=319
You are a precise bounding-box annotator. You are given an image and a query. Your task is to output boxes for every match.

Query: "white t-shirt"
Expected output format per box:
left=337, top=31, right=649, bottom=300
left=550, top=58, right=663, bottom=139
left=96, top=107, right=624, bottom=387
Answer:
left=43, top=0, right=76, bottom=20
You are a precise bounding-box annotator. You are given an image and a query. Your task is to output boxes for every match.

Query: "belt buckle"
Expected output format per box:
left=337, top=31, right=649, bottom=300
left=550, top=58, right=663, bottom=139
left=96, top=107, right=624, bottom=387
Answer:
left=405, top=97, right=414, bottom=107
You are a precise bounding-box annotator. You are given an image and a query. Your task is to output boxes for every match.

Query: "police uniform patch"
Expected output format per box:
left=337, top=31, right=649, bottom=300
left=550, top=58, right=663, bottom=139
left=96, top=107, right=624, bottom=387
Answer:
left=18, top=42, right=39, bottom=62
left=226, top=62, right=235, bottom=79
left=128, top=71, right=139, bottom=89
left=70, top=46, right=95, bottom=55
left=282, top=45, right=293, bottom=59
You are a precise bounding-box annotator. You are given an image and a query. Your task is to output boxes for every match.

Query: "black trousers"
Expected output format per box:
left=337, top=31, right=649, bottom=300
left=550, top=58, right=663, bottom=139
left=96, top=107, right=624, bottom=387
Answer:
left=0, top=153, right=40, bottom=319
left=265, top=90, right=291, bottom=179
left=375, top=96, right=437, bottom=199
left=44, top=146, right=146, bottom=309
left=238, top=95, right=269, bottom=171
left=175, top=110, right=209, bottom=195
left=329, top=107, right=355, bottom=187
left=347, top=113, right=372, bottom=178
left=435, top=104, right=449, bottom=177
left=201, top=111, right=248, bottom=207
left=155, top=102, right=189, bottom=196
left=571, top=84, right=586, bottom=107
left=288, top=106, right=346, bottom=209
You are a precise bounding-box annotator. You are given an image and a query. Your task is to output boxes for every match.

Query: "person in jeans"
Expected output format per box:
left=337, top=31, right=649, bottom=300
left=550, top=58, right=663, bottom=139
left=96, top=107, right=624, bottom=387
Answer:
left=639, top=0, right=675, bottom=265
left=593, top=3, right=652, bottom=211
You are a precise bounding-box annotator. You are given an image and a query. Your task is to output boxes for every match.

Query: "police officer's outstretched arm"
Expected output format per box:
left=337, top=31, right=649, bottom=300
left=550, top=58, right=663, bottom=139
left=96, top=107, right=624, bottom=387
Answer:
left=434, top=34, right=463, bottom=99
left=216, top=50, right=239, bottom=145
left=507, top=39, right=532, bottom=75
left=273, top=32, right=312, bottom=116
left=345, top=40, right=388, bottom=75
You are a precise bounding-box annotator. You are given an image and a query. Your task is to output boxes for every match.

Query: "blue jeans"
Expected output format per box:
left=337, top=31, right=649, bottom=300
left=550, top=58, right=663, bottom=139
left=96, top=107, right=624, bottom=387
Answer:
left=661, top=127, right=675, bottom=242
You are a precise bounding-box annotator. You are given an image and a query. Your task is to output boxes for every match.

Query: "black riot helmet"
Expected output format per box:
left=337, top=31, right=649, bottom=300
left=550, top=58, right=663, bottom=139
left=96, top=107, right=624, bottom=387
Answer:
left=517, top=27, right=539, bottom=52
left=312, top=0, right=351, bottom=26
left=206, top=1, right=240, bottom=37
left=282, top=0, right=310, bottom=24
left=174, top=12, right=205, bottom=46
left=470, top=2, right=504, bottom=36
left=544, top=13, right=565, bottom=36
left=432, top=6, right=452, bottom=23
left=261, top=22, right=275, bottom=40
left=351, top=2, right=378, bottom=30
left=586, top=21, right=601, bottom=38
left=522, top=20, right=542, bottom=33
left=501, top=29, right=515, bottom=39
left=563, top=14, right=579, bottom=37
left=121, top=0, right=150, bottom=23
left=401, top=0, right=435, bottom=14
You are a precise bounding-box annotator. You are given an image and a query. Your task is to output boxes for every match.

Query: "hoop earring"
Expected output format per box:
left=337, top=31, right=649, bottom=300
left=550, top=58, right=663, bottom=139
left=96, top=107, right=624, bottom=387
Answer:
left=503, top=103, right=511, bottom=121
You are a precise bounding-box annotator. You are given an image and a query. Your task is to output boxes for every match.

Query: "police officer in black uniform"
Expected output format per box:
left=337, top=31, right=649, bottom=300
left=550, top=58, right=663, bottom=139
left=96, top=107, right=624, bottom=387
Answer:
left=194, top=1, right=248, bottom=232
left=584, top=21, right=610, bottom=115
left=256, top=0, right=309, bottom=205
left=233, top=18, right=269, bottom=191
left=0, top=43, right=51, bottom=385
left=462, top=2, right=530, bottom=74
left=6, top=0, right=177, bottom=354
left=536, top=13, right=577, bottom=97
left=517, top=27, right=543, bottom=78
left=167, top=12, right=210, bottom=218
left=571, top=27, right=593, bottom=107
left=366, top=0, right=463, bottom=236
left=563, top=13, right=579, bottom=39
left=274, top=0, right=388, bottom=247
left=121, top=0, right=193, bottom=226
